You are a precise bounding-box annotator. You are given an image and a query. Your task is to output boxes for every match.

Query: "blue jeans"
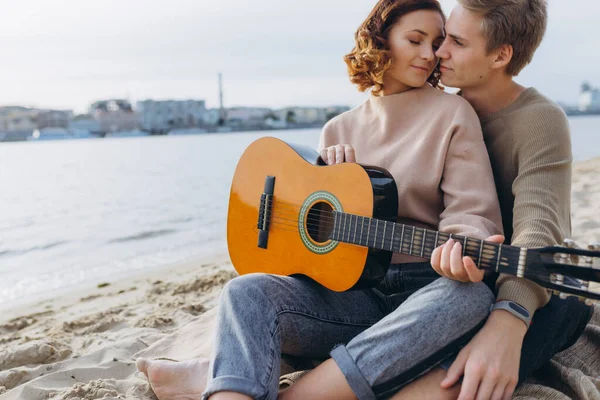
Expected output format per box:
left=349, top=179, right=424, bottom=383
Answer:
left=202, top=263, right=495, bottom=400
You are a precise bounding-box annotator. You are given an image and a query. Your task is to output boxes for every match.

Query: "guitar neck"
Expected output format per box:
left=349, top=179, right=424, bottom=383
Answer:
left=330, top=211, right=523, bottom=275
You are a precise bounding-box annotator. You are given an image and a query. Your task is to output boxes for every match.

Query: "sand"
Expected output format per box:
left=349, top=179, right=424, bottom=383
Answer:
left=1, top=157, right=599, bottom=400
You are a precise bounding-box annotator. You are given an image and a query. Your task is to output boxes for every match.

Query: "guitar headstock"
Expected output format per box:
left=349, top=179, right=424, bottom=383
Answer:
left=524, top=239, right=600, bottom=304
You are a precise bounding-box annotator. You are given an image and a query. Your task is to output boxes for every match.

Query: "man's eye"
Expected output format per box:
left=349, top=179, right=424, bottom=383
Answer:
left=454, top=39, right=463, bottom=46
left=409, top=40, right=420, bottom=45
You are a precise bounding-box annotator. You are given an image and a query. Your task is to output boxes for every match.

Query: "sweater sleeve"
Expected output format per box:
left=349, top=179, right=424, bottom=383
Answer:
left=496, top=106, right=572, bottom=316
left=438, top=108, right=504, bottom=240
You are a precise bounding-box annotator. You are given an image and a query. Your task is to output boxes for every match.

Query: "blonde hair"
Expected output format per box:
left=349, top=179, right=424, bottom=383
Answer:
left=458, top=0, right=547, bottom=76
left=344, top=0, right=445, bottom=96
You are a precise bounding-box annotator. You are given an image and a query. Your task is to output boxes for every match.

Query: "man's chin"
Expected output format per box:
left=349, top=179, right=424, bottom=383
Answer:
left=440, top=76, right=460, bottom=89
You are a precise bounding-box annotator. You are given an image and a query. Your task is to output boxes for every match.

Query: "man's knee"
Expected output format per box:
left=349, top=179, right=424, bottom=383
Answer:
left=422, top=278, right=495, bottom=322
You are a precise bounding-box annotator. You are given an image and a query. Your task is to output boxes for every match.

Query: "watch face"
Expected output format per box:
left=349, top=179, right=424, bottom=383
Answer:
left=507, top=302, right=530, bottom=318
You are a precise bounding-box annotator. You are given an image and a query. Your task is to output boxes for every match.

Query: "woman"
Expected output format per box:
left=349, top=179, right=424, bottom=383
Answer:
left=137, top=1, right=504, bottom=399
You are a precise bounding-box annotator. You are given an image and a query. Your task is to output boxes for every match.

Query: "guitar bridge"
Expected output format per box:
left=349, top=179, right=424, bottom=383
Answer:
left=257, top=176, right=275, bottom=249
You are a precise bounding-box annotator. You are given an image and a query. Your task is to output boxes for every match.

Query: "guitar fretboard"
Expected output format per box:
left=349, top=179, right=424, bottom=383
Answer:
left=330, top=211, right=521, bottom=274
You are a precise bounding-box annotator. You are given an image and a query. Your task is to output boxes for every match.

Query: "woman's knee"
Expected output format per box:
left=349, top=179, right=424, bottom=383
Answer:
left=221, top=273, right=271, bottom=300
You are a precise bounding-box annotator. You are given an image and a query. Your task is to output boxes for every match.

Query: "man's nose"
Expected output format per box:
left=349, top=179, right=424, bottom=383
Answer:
left=436, top=41, right=449, bottom=59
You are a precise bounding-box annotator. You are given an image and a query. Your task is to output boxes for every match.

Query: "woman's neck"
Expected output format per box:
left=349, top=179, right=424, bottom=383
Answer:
left=380, top=76, right=414, bottom=96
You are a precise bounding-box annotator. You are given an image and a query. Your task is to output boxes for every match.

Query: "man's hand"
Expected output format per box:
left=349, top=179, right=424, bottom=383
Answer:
left=431, top=235, right=505, bottom=282
left=441, top=310, right=527, bottom=400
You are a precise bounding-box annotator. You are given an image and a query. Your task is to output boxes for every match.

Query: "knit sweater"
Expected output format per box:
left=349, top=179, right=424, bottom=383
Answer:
left=318, top=84, right=504, bottom=265
left=481, top=88, right=572, bottom=316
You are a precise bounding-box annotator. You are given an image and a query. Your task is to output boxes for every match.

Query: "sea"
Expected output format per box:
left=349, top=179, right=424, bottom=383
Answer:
left=0, top=116, right=599, bottom=309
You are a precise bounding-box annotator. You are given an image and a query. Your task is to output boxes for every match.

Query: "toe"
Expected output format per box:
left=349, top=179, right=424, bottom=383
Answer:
left=136, top=358, right=150, bottom=375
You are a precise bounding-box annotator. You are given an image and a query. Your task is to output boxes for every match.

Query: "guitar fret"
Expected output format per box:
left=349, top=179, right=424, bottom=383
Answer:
left=383, top=221, right=387, bottom=250
left=390, top=223, right=396, bottom=252
left=375, top=219, right=379, bottom=249
left=435, top=231, right=439, bottom=248
left=478, top=239, right=484, bottom=267
left=463, top=237, right=467, bottom=257
left=421, top=229, right=426, bottom=257
left=334, top=212, right=339, bottom=240
left=348, top=214, right=352, bottom=243
left=352, top=215, right=357, bottom=244
left=410, top=227, right=415, bottom=255
left=496, top=244, right=502, bottom=272
left=400, top=225, right=405, bottom=253
left=360, top=217, right=365, bottom=246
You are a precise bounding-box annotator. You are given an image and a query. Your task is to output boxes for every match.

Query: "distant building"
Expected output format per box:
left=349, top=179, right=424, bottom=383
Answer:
left=69, top=114, right=101, bottom=133
left=226, top=107, right=272, bottom=129
left=136, top=100, right=207, bottom=133
left=275, top=107, right=328, bottom=125
left=90, top=99, right=138, bottom=133
left=579, top=82, right=600, bottom=112
left=1, top=111, right=36, bottom=131
left=36, top=110, right=72, bottom=129
left=203, top=109, right=221, bottom=126
left=0, top=107, right=72, bottom=131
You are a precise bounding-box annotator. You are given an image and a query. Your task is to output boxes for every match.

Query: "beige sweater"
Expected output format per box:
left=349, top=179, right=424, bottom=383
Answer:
left=318, top=84, right=504, bottom=265
left=482, top=88, right=572, bottom=316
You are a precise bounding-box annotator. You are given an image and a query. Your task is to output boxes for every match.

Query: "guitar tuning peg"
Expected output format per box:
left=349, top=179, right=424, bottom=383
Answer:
left=587, top=242, right=600, bottom=270
left=561, top=238, right=581, bottom=266
left=559, top=292, right=568, bottom=300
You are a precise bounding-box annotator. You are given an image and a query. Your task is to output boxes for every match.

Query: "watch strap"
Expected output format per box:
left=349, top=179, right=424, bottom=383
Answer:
left=490, top=300, right=531, bottom=328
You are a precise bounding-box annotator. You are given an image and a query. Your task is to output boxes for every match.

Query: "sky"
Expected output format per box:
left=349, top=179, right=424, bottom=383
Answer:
left=0, top=0, right=598, bottom=113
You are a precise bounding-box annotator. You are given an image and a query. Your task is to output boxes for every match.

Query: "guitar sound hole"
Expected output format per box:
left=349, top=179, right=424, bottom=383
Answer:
left=306, top=202, right=334, bottom=243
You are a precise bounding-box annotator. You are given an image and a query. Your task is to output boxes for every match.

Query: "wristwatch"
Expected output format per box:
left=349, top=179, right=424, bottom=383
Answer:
left=490, top=300, right=531, bottom=328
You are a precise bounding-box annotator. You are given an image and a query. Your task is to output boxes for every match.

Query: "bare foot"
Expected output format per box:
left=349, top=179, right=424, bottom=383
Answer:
left=137, top=357, right=210, bottom=400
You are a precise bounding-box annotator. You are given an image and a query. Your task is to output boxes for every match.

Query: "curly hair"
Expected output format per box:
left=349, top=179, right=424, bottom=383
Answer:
left=344, top=0, right=445, bottom=96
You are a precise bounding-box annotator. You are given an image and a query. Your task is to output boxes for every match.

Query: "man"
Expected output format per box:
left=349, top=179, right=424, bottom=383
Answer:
left=394, top=1, right=594, bottom=399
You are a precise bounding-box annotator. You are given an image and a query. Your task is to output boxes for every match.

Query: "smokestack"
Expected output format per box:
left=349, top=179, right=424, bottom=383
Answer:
left=218, top=73, right=225, bottom=126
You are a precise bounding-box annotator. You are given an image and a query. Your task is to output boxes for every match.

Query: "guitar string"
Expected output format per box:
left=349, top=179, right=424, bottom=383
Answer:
left=259, top=198, right=600, bottom=289
left=268, top=210, right=503, bottom=259
left=261, top=220, right=600, bottom=297
left=266, top=198, right=600, bottom=263
left=267, top=219, right=511, bottom=270
left=267, top=204, right=513, bottom=262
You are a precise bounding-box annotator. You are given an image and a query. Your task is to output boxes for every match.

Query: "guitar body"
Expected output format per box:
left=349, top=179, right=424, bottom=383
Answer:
left=227, top=137, right=398, bottom=291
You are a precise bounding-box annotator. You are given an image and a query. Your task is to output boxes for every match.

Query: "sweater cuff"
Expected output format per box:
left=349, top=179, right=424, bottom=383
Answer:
left=495, top=275, right=551, bottom=317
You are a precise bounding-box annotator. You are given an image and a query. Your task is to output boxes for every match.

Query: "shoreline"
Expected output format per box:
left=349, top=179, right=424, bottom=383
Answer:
left=0, top=156, right=599, bottom=398
left=0, top=251, right=231, bottom=321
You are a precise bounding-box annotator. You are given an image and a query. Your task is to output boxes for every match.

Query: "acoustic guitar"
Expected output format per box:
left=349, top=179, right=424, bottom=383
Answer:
left=227, top=137, right=600, bottom=300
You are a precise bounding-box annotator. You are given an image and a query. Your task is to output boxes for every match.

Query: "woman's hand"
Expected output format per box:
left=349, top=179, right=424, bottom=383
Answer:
left=431, top=235, right=505, bottom=282
left=319, top=144, right=356, bottom=165
left=441, top=310, right=527, bottom=400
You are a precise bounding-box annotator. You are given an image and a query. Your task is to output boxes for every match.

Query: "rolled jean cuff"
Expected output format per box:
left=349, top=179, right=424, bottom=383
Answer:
left=331, top=344, right=376, bottom=400
left=202, top=376, right=267, bottom=400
